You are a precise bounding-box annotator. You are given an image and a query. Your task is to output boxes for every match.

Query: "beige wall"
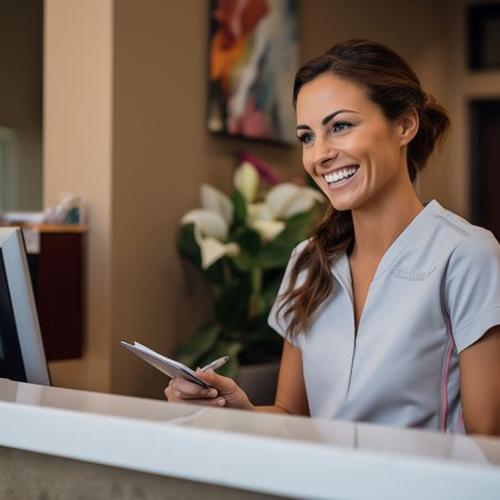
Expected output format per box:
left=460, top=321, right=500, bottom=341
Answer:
left=44, top=0, right=114, bottom=392
left=109, top=0, right=302, bottom=398
left=45, top=0, right=496, bottom=397
left=0, top=0, right=43, bottom=211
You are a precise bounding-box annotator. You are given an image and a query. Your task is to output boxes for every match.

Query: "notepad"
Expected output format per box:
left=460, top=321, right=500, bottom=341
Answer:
left=120, top=341, right=211, bottom=388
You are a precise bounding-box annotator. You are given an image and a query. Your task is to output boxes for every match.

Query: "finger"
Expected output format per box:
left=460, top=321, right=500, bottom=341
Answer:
left=171, top=377, right=216, bottom=397
left=171, top=388, right=218, bottom=400
left=180, top=397, right=226, bottom=407
left=170, top=378, right=218, bottom=398
left=165, top=381, right=206, bottom=401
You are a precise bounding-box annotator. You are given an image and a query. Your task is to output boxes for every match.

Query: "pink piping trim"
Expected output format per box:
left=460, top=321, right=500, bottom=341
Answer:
left=458, top=409, right=464, bottom=433
left=441, top=317, right=455, bottom=432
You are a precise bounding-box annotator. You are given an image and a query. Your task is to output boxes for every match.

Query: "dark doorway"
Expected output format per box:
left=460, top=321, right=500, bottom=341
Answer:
left=470, top=100, right=500, bottom=241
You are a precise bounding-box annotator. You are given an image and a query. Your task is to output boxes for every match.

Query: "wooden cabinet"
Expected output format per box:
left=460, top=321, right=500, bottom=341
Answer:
left=24, top=225, right=86, bottom=361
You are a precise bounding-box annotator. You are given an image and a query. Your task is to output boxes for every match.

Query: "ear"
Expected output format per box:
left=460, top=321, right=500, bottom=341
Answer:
left=398, top=108, right=419, bottom=146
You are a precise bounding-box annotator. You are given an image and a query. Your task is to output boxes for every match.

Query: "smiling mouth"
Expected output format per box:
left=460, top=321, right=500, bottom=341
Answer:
left=323, top=165, right=360, bottom=186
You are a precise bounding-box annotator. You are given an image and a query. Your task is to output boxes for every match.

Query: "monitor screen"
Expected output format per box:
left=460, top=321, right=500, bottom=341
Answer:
left=0, top=227, right=50, bottom=385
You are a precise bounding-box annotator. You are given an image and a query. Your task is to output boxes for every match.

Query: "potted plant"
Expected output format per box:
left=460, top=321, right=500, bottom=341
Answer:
left=175, top=161, right=324, bottom=403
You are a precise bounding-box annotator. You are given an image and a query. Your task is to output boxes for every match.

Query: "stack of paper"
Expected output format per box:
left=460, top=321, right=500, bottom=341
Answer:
left=120, top=341, right=211, bottom=388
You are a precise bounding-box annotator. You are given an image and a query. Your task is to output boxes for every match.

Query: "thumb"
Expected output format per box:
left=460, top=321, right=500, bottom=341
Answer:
left=196, top=368, right=237, bottom=394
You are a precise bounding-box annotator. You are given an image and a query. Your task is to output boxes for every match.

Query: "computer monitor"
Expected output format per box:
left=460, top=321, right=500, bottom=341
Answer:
left=0, top=227, right=50, bottom=385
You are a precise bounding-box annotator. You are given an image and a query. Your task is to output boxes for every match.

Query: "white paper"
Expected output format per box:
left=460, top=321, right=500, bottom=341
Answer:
left=120, top=340, right=211, bottom=388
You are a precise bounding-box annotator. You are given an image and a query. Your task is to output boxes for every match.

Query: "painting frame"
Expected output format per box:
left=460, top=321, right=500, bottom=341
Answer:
left=206, top=0, right=299, bottom=147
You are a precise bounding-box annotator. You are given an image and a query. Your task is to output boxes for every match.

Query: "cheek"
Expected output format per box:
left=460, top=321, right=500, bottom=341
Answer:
left=354, top=126, right=399, bottom=164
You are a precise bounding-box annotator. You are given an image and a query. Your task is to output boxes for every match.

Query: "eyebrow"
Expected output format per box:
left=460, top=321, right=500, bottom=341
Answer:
left=296, top=109, right=356, bottom=131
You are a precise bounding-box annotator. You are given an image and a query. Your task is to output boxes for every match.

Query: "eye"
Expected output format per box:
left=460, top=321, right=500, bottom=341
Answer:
left=297, top=132, right=314, bottom=146
left=331, top=121, right=352, bottom=133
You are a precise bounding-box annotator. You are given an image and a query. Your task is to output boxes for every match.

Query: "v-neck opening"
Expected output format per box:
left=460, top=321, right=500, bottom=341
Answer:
left=332, top=200, right=438, bottom=285
left=331, top=199, right=439, bottom=338
left=370, top=199, right=438, bottom=282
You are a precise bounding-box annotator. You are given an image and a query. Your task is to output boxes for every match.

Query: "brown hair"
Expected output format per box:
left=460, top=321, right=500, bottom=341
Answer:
left=279, top=39, right=450, bottom=339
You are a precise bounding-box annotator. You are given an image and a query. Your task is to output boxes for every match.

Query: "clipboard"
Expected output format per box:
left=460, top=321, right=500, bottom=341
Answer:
left=120, top=341, right=211, bottom=388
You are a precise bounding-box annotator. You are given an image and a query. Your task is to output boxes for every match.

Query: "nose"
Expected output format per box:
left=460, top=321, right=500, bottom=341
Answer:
left=311, top=135, right=339, bottom=171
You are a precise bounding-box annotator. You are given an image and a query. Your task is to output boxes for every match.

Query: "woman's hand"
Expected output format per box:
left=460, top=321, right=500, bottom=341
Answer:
left=164, top=369, right=255, bottom=410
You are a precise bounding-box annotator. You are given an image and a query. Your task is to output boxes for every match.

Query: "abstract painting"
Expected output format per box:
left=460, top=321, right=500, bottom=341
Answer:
left=207, top=0, right=299, bottom=145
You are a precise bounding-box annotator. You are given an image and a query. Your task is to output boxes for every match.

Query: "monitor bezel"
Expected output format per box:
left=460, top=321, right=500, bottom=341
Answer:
left=0, top=227, right=50, bottom=385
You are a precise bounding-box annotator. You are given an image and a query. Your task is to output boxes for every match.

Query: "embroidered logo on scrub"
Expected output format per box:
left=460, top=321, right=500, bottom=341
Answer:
left=392, top=267, right=437, bottom=281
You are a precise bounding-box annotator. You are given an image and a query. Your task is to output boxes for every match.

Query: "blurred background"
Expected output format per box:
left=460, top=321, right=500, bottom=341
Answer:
left=1, top=0, right=499, bottom=399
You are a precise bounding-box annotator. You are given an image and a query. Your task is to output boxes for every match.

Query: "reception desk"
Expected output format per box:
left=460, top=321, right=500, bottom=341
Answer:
left=1, top=378, right=500, bottom=499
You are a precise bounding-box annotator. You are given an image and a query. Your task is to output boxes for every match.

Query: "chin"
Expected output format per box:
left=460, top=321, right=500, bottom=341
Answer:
left=329, top=200, right=355, bottom=213
left=325, top=192, right=362, bottom=213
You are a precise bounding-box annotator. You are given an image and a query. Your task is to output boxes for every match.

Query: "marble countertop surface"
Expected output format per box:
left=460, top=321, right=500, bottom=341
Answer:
left=1, top=378, right=500, bottom=499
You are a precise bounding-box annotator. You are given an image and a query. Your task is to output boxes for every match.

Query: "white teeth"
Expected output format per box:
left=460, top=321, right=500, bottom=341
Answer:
left=324, top=166, right=358, bottom=184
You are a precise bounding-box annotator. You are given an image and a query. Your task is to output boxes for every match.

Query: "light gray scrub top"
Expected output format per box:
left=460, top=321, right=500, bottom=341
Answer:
left=268, top=200, right=500, bottom=433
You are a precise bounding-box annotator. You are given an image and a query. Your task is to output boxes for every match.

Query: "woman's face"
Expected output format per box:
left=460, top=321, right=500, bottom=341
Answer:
left=295, top=73, right=408, bottom=212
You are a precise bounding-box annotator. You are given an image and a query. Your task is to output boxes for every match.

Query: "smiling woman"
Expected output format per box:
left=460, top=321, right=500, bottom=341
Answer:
left=165, top=40, right=500, bottom=437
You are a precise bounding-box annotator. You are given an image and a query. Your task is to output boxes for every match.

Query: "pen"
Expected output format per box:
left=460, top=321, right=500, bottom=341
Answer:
left=201, top=355, right=229, bottom=372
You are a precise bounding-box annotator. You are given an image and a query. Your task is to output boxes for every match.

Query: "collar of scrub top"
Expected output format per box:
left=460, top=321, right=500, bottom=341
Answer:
left=331, top=199, right=440, bottom=298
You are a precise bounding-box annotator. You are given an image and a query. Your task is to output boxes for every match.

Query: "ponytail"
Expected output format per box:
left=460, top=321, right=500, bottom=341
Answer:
left=407, top=93, right=450, bottom=182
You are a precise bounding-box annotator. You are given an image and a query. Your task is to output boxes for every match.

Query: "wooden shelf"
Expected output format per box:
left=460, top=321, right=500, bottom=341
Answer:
left=22, top=227, right=86, bottom=361
left=27, top=224, right=88, bottom=234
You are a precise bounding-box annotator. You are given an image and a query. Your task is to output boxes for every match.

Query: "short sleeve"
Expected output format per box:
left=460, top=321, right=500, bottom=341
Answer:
left=267, top=239, right=309, bottom=347
left=445, top=230, right=500, bottom=353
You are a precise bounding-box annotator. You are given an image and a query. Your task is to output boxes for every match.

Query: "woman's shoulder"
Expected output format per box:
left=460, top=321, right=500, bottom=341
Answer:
left=430, top=200, right=500, bottom=256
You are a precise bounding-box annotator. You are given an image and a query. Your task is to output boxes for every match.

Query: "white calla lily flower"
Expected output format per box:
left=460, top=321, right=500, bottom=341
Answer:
left=265, top=183, right=325, bottom=219
left=180, top=173, right=323, bottom=265
left=244, top=184, right=325, bottom=243
left=233, top=161, right=259, bottom=203
left=279, top=186, right=324, bottom=218
left=181, top=208, right=228, bottom=241
left=247, top=202, right=274, bottom=224
left=197, top=237, right=240, bottom=269
left=251, top=219, right=286, bottom=242
left=181, top=200, right=241, bottom=269
left=200, top=184, right=233, bottom=226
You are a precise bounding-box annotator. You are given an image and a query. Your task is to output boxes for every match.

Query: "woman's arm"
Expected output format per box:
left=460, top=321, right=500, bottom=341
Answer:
left=165, top=340, right=309, bottom=415
left=256, top=340, right=309, bottom=416
left=459, top=325, right=500, bottom=436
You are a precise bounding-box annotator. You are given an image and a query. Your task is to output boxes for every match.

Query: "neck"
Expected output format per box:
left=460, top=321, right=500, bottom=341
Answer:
left=349, top=172, right=424, bottom=262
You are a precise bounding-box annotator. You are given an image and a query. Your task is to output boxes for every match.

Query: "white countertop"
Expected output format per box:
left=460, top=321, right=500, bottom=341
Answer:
left=1, top=378, right=500, bottom=499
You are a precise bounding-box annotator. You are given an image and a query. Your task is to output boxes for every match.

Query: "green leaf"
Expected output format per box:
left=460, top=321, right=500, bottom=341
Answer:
left=259, top=212, right=312, bottom=269
left=261, top=271, right=284, bottom=310
left=230, top=190, right=247, bottom=229
left=232, top=252, right=255, bottom=273
left=276, top=212, right=313, bottom=245
left=230, top=226, right=261, bottom=272
left=214, top=279, right=251, bottom=329
left=177, top=224, right=201, bottom=267
left=175, top=323, right=220, bottom=368
left=202, top=258, right=226, bottom=286
left=231, top=226, right=261, bottom=254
